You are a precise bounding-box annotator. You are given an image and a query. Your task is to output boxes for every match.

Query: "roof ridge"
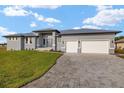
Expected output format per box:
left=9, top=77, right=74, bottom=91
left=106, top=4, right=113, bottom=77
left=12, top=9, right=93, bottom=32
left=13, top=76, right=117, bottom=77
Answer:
left=61, top=28, right=121, bottom=32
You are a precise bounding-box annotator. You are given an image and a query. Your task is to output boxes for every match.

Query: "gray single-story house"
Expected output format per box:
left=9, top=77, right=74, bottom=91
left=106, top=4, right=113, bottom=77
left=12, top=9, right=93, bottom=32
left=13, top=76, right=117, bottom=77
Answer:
left=3, top=28, right=121, bottom=54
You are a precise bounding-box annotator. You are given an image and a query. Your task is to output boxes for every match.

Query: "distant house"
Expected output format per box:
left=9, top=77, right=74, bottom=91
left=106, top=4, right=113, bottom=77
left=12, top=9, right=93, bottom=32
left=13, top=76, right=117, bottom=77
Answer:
left=3, top=28, right=121, bottom=54
left=115, top=38, right=124, bottom=50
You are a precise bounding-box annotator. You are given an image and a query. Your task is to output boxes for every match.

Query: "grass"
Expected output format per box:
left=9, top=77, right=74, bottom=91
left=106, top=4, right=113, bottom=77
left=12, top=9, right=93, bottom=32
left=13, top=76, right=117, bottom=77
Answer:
left=0, top=47, right=62, bottom=88
left=0, top=46, right=6, bottom=51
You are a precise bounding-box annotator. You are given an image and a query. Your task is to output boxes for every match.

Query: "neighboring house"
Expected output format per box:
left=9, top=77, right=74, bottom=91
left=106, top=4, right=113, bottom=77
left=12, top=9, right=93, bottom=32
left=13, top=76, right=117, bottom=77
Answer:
left=115, top=38, right=124, bottom=50
left=3, top=28, right=121, bottom=54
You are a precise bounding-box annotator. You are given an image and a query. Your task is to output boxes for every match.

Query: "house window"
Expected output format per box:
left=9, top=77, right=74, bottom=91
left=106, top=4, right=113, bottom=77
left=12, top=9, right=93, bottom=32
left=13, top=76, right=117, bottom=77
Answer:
left=62, top=41, right=64, bottom=44
left=29, top=37, right=32, bottom=44
left=78, top=41, right=80, bottom=44
left=25, top=37, right=32, bottom=44
left=26, top=37, right=28, bottom=43
left=58, top=38, right=61, bottom=42
left=16, top=37, right=17, bottom=40
left=9, top=37, right=11, bottom=40
left=43, top=39, right=45, bottom=45
left=12, top=37, right=14, bottom=40
left=9, top=37, right=18, bottom=40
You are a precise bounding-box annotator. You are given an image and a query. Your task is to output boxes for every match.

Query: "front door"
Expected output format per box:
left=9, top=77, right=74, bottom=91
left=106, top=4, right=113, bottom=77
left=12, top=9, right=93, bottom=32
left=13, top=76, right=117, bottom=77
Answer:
left=42, top=38, right=48, bottom=47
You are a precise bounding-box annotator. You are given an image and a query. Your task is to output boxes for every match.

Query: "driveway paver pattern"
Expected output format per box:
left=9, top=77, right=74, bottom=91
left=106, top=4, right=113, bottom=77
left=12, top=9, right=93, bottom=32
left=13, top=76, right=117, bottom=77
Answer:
left=23, top=54, right=124, bottom=88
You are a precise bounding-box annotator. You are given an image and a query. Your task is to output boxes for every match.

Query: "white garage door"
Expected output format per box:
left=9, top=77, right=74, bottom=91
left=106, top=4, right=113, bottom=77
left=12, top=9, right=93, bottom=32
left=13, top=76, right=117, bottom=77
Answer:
left=66, top=41, right=78, bottom=53
left=81, top=41, right=109, bottom=54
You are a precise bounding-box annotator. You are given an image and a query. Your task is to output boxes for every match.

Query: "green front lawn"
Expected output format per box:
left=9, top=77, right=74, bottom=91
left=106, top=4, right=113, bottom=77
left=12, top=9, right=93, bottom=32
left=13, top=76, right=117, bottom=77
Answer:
left=0, top=50, right=62, bottom=88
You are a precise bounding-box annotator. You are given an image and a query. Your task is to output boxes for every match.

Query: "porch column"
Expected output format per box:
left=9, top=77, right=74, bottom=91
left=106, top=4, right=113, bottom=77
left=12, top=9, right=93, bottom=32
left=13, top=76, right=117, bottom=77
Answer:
left=52, top=32, right=56, bottom=51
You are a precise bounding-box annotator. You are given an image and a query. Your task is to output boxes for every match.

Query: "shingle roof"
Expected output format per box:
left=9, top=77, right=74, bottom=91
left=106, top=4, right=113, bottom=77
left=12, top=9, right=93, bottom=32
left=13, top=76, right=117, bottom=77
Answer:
left=3, top=32, right=38, bottom=37
left=3, top=28, right=122, bottom=37
left=23, top=33, right=38, bottom=36
left=115, top=38, right=124, bottom=43
left=33, top=28, right=60, bottom=33
left=60, top=28, right=121, bottom=35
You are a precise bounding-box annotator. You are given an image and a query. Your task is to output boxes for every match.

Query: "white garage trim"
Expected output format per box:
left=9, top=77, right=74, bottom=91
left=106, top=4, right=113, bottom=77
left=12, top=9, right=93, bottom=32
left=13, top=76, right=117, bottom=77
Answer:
left=66, top=41, right=78, bottom=53
left=81, top=40, right=109, bottom=54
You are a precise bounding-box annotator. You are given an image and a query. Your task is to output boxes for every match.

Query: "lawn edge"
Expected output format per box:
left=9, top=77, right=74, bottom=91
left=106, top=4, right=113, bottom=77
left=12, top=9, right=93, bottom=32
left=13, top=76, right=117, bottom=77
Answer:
left=19, top=53, right=63, bottom=88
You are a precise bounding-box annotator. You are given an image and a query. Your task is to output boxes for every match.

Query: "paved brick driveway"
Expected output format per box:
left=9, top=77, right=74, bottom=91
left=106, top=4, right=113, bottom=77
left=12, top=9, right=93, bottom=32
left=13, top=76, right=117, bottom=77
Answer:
left=23, top=54, right=124, bottom=88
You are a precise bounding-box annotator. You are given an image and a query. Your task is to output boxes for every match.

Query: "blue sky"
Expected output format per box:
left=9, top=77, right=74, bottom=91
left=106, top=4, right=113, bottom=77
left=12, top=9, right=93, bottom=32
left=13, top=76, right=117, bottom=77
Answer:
left=0, top=5, right=124, bottom=42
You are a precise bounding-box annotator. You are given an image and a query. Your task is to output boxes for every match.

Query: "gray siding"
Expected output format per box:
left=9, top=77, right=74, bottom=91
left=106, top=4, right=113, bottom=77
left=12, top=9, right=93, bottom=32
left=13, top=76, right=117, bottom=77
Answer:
left=24, top=37, right=36, bottom=50
left=36, top=37, right=40, bottom=48
left=21, top=37, right=24, bottom=50
left=59, top=33, right=116, bottom=54
left=56, top=36, right=61, bottom=51
left=52, top=32, right=56, bottom=51
left=7, top=37, right=23, bottom=50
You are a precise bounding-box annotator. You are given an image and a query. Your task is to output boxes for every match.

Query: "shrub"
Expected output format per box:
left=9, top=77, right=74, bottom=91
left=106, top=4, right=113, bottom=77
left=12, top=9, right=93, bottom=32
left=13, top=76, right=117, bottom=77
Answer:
left=115, top=49, right=124, bottom=54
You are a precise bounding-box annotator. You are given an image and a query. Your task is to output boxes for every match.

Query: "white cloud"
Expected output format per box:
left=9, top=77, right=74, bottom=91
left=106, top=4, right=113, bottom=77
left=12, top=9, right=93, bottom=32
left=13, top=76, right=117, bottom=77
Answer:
left=1, top=6, right=61, bottom=25
left=96, top=5, right=112, bottom=11
left=0, top=39, right=6, bottom=43
left=73, top=25, right=101, bottom=29
left=73, top=27, right=81, bottom=29
left=32, top=12, right=61, bottom=24
left=27, top=5, right=61, bottom=9
left=83, top=6, right=124, bottom=26
left=30, top=22, right=37, bottom=27
left=82, top=25, right=101, bottom=29
left=32, top=12, right=45, bottom=22
left=2, top=6, right=30, bottom=16
left=32, top=12, right=44, bottom=21
left=0, top=26, right=16, bottom=35
left=45, top=17, right=61, bottom=23
left=48, top=23, right=54, bottom=27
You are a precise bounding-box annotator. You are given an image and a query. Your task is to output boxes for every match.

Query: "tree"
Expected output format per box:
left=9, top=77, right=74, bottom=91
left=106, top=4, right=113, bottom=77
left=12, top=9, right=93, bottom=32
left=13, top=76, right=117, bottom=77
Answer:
left=115, top=36, right=124, bottom=41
